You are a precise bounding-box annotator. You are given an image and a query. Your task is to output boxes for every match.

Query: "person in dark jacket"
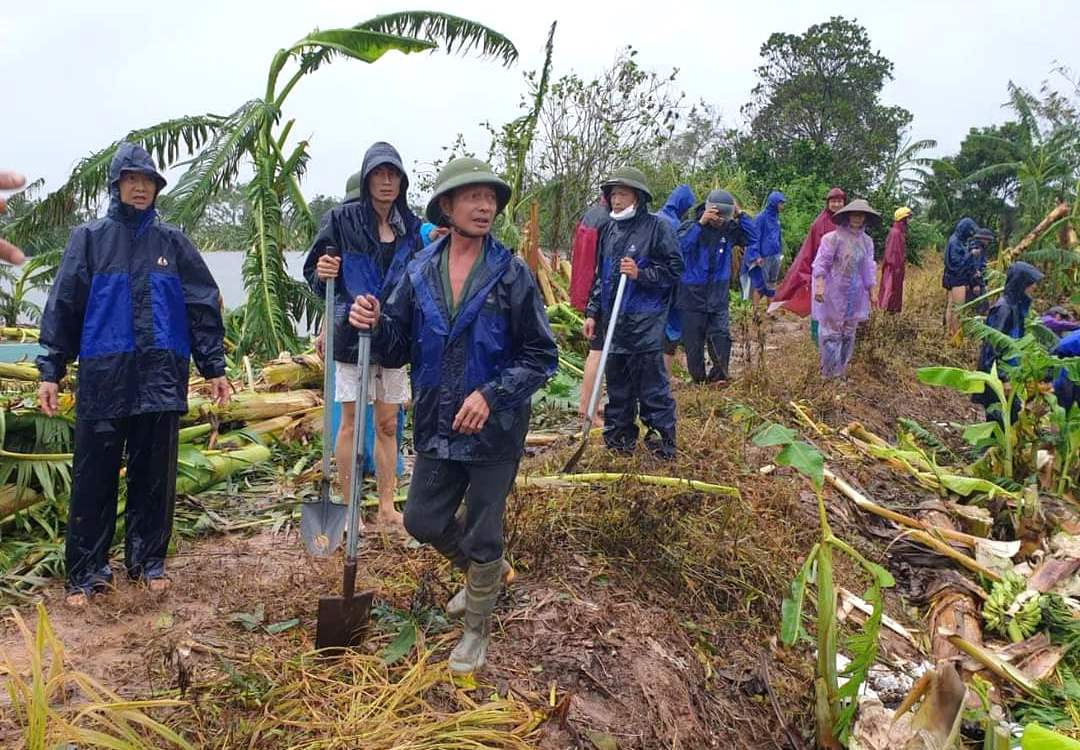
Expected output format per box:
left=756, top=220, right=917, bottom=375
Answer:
left=583, top=167, right=683, bottom=458
left=348, top=157, right=557, bottom=674
left=741, top=190, right=785, bottom=302
left=36, top=143, right=228, bottom=605
left=974, top=262, right=1044, bottom=423
left=675, top=189, right=747, bottom=384
left=1051, top=329, right=1080, bottom=411
left=657, top=185, right=695, bottom=377
left=304, top=142, right=421, bottom=531
left=943, top=217, right=978, bottom=335
left=966, top=227, right=993, bottom=314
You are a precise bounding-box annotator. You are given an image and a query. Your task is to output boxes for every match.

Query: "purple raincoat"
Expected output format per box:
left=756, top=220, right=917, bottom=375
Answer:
left=811, top=227, right=877, bottom=327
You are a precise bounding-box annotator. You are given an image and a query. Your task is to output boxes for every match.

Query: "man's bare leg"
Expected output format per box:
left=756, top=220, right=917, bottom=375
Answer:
left=373, top=400, right=404, bottom=528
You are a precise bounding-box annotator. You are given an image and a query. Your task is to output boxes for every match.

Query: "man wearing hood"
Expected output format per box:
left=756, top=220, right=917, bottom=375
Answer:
left=675, top=189, right=748, bottom=384
left=966, top=227, right=993, bottom=314
left=348, top=157, right=557, bottom=674
left=974, top=262, right=1044, bottom=422
left=771, top=187, right=845, bottom=343
left=657, top=184, right=695, bottom=376
left=304, top=142, right=421, bottom=532
left=583, top=167, right=683, bottom=458
left=37, top=143, right=229, bottom=605
left=943, top=217, right=979, bottom=336
left=878, top=207, right=910, bottom=313
left=741, top=190, right=785, bottom=302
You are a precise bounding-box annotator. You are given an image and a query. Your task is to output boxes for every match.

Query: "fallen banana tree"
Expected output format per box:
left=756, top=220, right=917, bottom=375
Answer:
left=518, top=472, right=741, bottom=499
left=175, top=444, right=272, bottom=495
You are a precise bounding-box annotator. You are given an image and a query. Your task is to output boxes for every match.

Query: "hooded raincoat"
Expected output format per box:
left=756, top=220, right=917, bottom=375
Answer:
left=1052, top=330, right=1080, bottom=411
left=373, top=236, right=557, bottom=464
left=976, top=262, right=1044, bottom=375
left=812, top=223, right=877, bottom=378
left=303, top=142, right=422, bottom=366
left=942, top=217, right=978, bottom=290
left=771, top=190, right=842, bottom=317
left=741, top=191, right=785, bottom=297
left=657, top=185, right=695, bottom=344
left=38, top=143, right=226, bottom=594
left=878, top=218, right=907, bottom=313
left=674, top=204, right=748, bottom=382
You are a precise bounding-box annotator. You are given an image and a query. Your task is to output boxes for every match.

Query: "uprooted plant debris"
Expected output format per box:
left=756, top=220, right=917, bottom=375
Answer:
left=1, top=256, right=1079, bottom=749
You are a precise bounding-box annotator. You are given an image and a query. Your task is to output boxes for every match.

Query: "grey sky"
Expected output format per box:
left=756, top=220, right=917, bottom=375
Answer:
left=3, top=0, right=1076, bottom=204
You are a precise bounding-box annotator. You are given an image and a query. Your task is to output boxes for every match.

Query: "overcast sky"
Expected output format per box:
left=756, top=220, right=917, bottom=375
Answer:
left=3, top=0, right=1076, bottom=205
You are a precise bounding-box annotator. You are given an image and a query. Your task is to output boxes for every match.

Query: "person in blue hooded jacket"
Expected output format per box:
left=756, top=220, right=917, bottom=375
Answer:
left=973, top=262, right=1043, bottom=423
left=348, top=157, right=556, bottom=675
left=1051, top=329, right=1080, bottom=411
left=943, top=217, right=978, bottom=335
left=584, top=167, right=684, bottom=458
left=657, top=184, right=694, bottom=376
left=675, top=189, right=748, bottom=384
left=741, top=190, right=785, bottom=302
left=36, top=143, right=228, bottom=605
left=304, top=142, right=421, bottom=531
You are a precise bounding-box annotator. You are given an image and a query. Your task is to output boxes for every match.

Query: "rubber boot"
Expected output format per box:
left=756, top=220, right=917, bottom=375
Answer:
left=446, top=559, right=514, bottom=619
left=448, top=558, right=504, bottom=674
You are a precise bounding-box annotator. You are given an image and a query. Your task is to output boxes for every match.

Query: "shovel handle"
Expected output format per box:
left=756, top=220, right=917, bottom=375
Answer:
left=345, top=330, right=372, bottom=561
left=581, top=272, right=628, bottom=432
left=320, top=245, right=339, bottom=495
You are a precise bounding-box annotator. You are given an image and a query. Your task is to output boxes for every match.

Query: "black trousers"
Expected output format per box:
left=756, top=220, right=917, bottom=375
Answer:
left=603, top=351, right=677, bottom=457
left=65, top=412, right=180, bottom=594
left=680, top=304, right=732, bottom=383
left=403, top=454, right=518, bottom=567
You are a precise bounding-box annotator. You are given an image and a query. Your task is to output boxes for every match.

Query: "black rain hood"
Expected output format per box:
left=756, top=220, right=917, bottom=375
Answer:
left=109, top=142, right=167, bottom=207
left=1003, top=261, right=1043, bottom=304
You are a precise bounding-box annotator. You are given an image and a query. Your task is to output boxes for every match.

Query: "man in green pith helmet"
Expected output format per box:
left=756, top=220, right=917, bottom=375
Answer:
left=348, top=157, right=558, bottom=674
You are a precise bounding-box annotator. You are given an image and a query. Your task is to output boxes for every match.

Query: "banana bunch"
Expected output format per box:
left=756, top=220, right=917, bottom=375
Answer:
left=983, top=572, right=1044, bottom=643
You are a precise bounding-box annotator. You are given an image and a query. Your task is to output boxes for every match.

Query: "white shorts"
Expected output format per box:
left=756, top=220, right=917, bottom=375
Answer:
left=334, top=362, right=410, bottom=405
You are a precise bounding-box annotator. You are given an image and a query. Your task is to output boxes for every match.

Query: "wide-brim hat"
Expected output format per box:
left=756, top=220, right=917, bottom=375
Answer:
left=833, top=199, right=881, bottom=228
left=425, top=157, right=511, bottom=226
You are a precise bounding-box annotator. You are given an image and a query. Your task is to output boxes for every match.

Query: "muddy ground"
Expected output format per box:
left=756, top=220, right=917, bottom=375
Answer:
left=0, top=260, right=984, bottom=748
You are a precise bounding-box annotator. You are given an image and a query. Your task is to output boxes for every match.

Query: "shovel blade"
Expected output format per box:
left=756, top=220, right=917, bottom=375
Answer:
left=300, top=498, right=349, bottom=557
left=315, top=589, right=374, bottom=651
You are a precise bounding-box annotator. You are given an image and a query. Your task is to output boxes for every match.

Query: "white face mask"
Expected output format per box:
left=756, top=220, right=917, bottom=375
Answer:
left=610, top=204, right=637, bottom=221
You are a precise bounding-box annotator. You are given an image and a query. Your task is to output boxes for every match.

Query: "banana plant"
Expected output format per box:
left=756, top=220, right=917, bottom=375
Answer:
left=6, top=12, right=518, bottom=360
left=753, top=423, right=894, bottom=749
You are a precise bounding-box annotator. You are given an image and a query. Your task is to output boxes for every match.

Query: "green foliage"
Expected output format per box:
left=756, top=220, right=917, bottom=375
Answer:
left=742, top=16, right=913, bottom=193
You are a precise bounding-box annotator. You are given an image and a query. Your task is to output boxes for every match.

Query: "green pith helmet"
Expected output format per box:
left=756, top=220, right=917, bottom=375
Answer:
left=601, top=166, right=653, bottom=204
left=344, top=170, right=365, bottom=203
left=425, top=157, right=511, bottom=226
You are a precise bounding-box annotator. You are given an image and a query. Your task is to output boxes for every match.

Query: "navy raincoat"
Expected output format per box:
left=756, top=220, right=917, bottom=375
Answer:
left=745, top=190, right=785, bottom=265
left=675, top=203, right=750, bottom=313
left=37, top=143, right=225, bottom=420
left=585, top=201, right=683, bottom=355
left=1052, top=330, right=1080, bottom=410
left=942, top=217, right=978, bottom=289
left=977, top=262, right=1044, bottom=375
left=373, top=236, right=558, bottom=463
left=303, top=142, right=422, bottom=365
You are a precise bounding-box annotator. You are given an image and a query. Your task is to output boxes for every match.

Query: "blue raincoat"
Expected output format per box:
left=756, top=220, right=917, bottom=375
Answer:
left=657, top=185, right=694, bottom=342
left=303, top=142, right=422, bottom=365
left=675, top=203, right=749, bottom=312
left=373, top=236, right=558, bottom=463
left=746, top=190, right=785, bottom=263
left=1052, top=330, right=1080, bottom=411
left=37, top=143, right=225, bottom=420
left=942, top=217, right=978, bottom=289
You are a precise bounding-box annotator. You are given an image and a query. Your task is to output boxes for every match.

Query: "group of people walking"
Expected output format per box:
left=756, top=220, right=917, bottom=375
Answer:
left=19, top=135, right=1078, bottom=677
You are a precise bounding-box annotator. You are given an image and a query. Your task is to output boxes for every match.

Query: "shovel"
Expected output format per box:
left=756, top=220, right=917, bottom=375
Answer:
left=300, top=246, right=348, bottom=557
left=562, top=271, right=629, bottom=473
left=316, top=329, right=375, bottom=650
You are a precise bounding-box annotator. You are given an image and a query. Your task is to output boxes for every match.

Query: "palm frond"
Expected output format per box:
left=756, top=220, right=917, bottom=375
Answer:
left=1005, top=81, right=1041, bottom=141
left=1021, top=246, right=1080, bottom=268
left=238, top=154, right=297, bottom=358
left=2, top=115, right=223, bottom=247
left=357, top=11, right=518, bottom=66
left=965, top=161, right=1021, bottom=184
left=507, top=21, right=556, bottom=217
left=277, top=140, right=317, bottom=247
left=165, top=100, right=271, bottom=231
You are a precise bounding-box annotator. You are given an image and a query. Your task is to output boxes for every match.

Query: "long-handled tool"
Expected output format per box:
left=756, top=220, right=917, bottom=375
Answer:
left=316, top=329, right=376, bottom=650
left=301, top=246, right=349, bottom=557
left=562, top=271, right=629, bottom=473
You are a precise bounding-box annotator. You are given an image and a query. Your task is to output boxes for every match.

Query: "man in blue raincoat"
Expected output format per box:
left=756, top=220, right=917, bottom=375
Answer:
left=584, top=167, right=683, bottom=459
left=675, top=189, right=750, bottom=384
left=741, top=190, right=785, bottom=302
left=304, top=142, right=421, bottom=531
left=348, top=157, right=557, bottom=675
left=657, top=184, right=694, bottom=375
left=36, top=143, right=229, bottom=606
left=943, top=217, right=978, bottom=335
left=1052, top=329, right=1080, bottom=411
